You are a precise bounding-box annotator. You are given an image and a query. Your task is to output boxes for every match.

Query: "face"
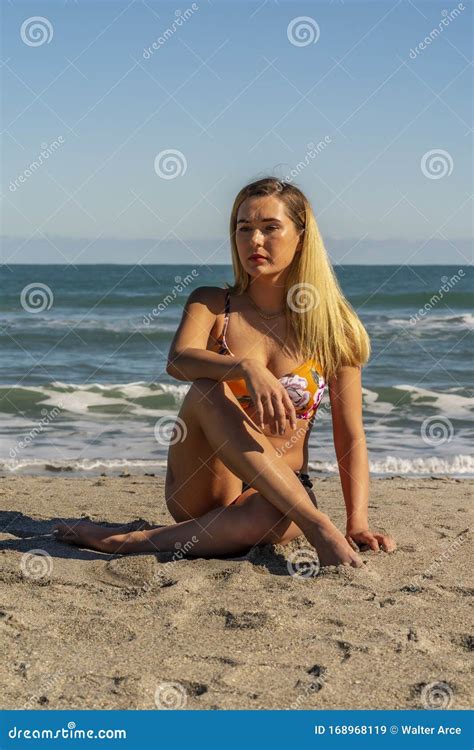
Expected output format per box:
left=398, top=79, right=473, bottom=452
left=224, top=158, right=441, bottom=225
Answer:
left=235, top=195, right=303, bottom=277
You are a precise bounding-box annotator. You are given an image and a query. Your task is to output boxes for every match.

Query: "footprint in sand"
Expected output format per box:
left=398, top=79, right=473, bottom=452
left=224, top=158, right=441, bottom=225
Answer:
left=223, top=610, right=268, bottom=630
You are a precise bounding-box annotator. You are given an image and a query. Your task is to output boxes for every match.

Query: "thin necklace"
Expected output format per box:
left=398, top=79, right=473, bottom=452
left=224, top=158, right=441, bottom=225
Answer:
left=245, top=291, right=286, bottom=320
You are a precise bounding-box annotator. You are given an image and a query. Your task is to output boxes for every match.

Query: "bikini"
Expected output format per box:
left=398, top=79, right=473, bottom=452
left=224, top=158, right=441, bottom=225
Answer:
left=212, top=289, right=328, bottom=492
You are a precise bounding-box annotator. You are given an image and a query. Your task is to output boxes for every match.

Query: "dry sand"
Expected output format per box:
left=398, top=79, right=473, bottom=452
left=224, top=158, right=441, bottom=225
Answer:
left=0, top=474, right=472, bottom=710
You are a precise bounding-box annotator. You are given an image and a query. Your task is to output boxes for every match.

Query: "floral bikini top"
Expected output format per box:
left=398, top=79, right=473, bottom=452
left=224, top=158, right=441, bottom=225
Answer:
left=210, top=289, right=327, bottom=421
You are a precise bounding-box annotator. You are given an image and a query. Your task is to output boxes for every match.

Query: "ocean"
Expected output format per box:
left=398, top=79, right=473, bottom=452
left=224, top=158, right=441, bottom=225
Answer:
left=1, top=264, right=472, bottom=478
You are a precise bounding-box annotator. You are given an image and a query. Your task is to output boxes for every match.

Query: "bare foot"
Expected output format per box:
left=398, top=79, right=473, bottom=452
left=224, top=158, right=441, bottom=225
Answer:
left=306, top=515, right=363, bottom=568
left=54, top=520, right=133, bottom=553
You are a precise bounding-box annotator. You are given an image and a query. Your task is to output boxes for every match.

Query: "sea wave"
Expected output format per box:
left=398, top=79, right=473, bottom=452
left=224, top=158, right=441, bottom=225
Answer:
left=0, top=381, right=190, bottom=417
left=2, top=454, right=472, bottom=477
left=0, top=381, right=472, bottom=419
left=309, top=454, right=473, bottom=477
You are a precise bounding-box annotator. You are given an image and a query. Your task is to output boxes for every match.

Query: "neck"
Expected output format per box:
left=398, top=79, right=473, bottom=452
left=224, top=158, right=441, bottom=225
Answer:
left=246, top=279, right=287, bottom=311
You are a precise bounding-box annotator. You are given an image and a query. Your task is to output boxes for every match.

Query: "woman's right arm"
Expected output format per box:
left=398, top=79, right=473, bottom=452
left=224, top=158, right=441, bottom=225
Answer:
left=166, top=287, right=253, bottom=383
left=167, top=287, right=298, bottom=432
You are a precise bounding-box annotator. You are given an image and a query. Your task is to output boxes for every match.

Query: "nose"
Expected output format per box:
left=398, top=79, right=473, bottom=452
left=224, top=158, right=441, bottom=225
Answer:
left=249, top=228, right=264, bottom=246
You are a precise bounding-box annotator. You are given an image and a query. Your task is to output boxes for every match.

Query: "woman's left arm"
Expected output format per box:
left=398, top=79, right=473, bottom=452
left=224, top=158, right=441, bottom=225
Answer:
left=329, top=366, right=396, bottom=553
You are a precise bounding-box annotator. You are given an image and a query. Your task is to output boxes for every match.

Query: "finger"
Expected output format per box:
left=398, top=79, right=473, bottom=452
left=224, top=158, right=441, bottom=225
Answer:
left=345, top=534, right=360, bottom=552
left=282, top=392, right=298, bottom=429
left=255, top=398, right=265, bottom=429
left=367, top=535, right=380, bottom=552
left=350, top=553, right=363, bottom=568
left=376, top=533, right=396, bottom=552
left=271, top=394, right=287, bottom=434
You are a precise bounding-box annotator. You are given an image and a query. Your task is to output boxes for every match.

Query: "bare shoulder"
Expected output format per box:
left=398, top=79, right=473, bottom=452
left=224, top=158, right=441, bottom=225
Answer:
left=186, top=285, right=227, bottom=314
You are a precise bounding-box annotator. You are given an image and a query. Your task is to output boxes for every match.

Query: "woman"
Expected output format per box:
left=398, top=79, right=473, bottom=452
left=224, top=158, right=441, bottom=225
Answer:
left=55, top=177, right=395, bottom=566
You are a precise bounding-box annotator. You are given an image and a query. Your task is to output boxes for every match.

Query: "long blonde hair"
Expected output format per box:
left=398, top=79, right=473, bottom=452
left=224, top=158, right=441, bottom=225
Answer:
left=226, top=177, right=370, bottom=382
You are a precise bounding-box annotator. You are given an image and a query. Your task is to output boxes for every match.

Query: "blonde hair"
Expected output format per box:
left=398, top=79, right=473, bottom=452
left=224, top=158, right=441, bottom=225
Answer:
left=226, top=177, right=371, bottom=382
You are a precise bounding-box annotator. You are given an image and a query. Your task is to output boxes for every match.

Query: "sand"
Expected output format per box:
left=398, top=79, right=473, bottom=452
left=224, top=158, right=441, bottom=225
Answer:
left=0, top=474, right=472, bottom=711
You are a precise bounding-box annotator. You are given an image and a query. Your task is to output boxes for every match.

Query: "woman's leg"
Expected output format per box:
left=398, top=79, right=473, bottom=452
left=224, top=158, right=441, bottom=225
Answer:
left=55, top=379, right=362, bottom=565
left=54, top=488, right=298, bottom=556
left=167, top=379, right=351, bottom=545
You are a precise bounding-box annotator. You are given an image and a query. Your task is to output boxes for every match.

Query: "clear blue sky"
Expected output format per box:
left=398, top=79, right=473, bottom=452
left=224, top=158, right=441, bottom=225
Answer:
left=1, top=0, right=472, bottom=264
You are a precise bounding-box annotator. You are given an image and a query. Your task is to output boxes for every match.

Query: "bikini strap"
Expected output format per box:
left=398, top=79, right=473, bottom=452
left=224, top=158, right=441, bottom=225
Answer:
left=221, top=289, right=230, bottom=340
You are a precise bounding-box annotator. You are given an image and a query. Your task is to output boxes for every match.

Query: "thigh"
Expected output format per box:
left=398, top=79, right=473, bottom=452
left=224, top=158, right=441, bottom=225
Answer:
left=165, top=388, right=243, bottom=522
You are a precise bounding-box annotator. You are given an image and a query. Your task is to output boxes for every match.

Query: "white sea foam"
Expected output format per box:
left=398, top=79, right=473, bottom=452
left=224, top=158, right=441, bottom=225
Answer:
left=394, top=384, right=473, bottom=418
left=309, top=454, right=473, bottom=477
left=2, top=454, right=472, bottom=477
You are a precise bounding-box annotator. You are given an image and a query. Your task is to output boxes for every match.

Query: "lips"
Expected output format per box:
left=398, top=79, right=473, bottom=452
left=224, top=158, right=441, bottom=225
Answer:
left=249, top=254, right=267, bottom=260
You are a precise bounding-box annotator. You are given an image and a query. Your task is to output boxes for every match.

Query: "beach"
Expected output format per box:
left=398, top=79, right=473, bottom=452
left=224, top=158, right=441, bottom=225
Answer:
left=1, top=473, right=471, bottom=711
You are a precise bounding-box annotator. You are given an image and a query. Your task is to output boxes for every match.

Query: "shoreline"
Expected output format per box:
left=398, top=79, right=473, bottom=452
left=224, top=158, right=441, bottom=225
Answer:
left=1, top=465, right=473, bottom=481
left=1, top=475, right=472, bottom=710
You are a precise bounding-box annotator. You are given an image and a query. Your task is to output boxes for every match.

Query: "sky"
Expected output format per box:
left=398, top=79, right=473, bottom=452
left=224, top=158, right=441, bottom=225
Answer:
left=1, top=0, right=472, bottom=264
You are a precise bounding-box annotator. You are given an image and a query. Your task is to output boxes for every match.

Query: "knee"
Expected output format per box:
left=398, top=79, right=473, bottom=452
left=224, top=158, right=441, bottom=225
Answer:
left=186, top=379, right=235, bottom=413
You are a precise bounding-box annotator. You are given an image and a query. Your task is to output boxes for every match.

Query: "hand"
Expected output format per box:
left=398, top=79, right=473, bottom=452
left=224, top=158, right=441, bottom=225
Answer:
left=346, top=526, right=396, bottom=553
left=241, top=360, right=298, bottom=434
